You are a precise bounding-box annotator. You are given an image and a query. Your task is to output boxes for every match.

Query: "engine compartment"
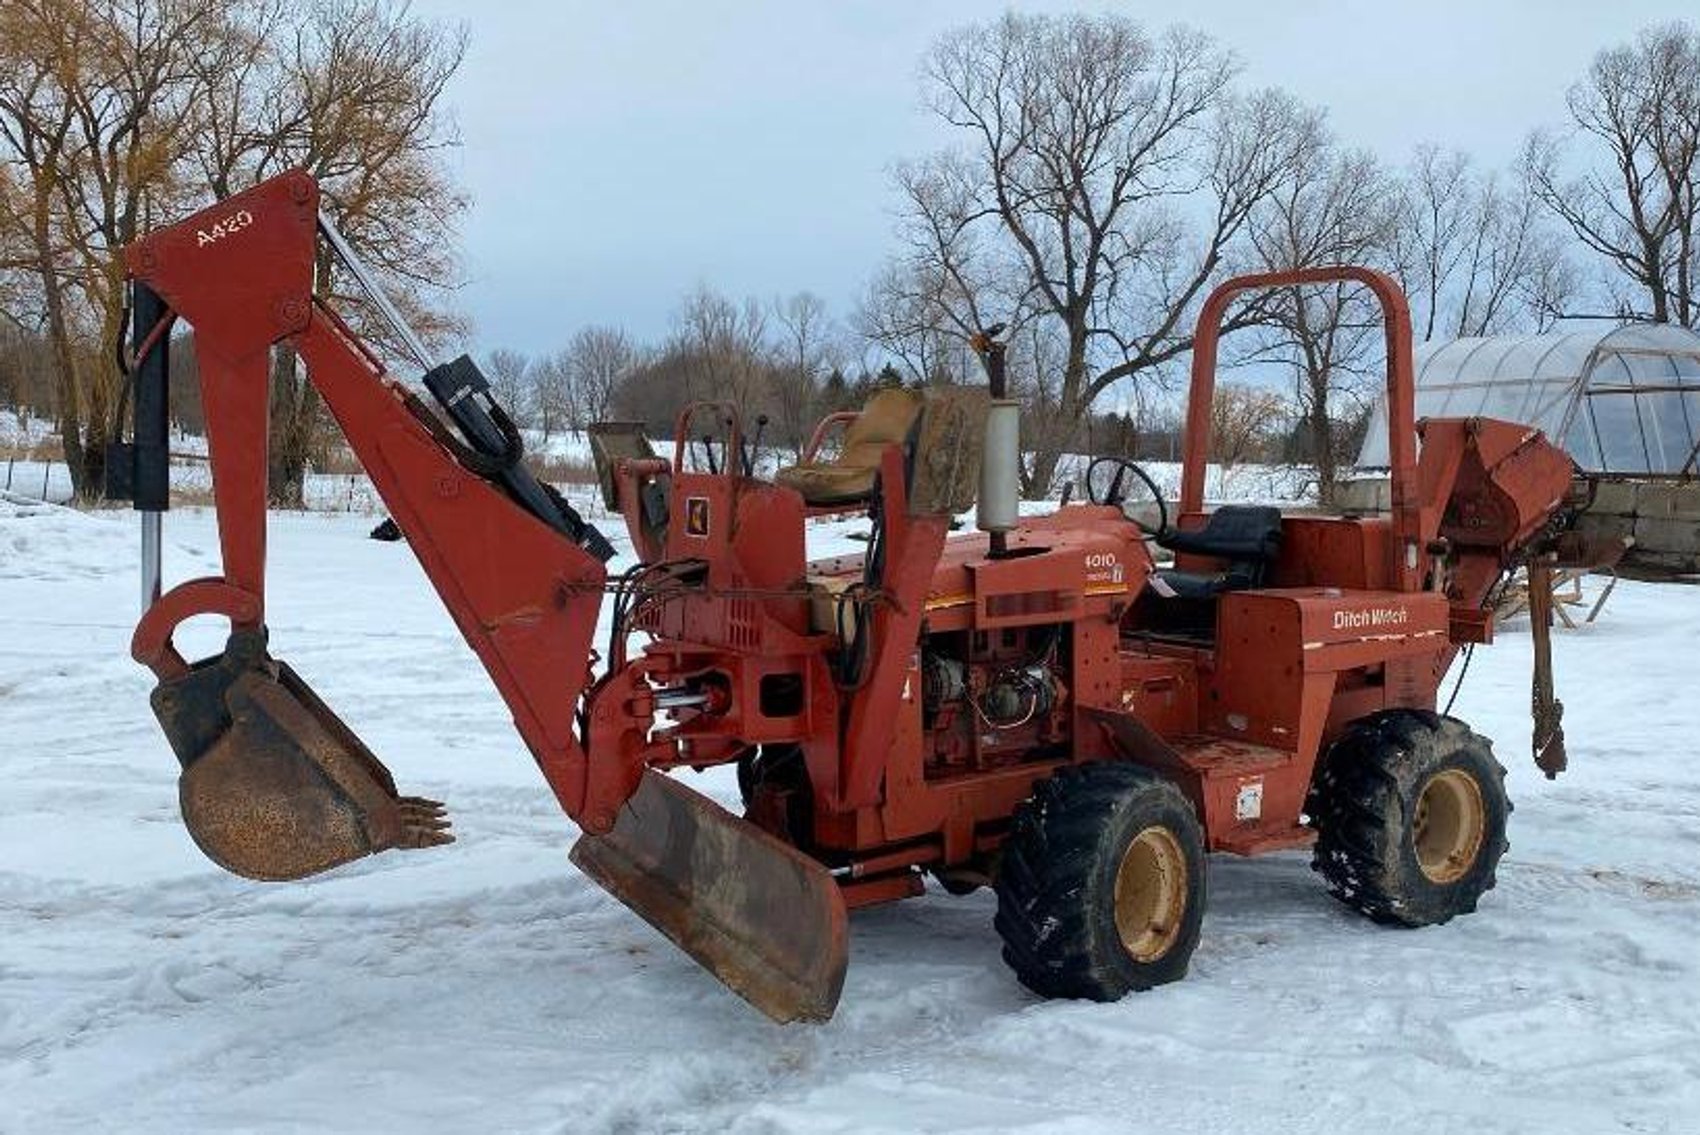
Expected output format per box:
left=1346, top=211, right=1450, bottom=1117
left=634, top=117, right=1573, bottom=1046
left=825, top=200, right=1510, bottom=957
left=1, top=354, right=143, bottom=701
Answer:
left=920, top=624, right=1072, bottom=779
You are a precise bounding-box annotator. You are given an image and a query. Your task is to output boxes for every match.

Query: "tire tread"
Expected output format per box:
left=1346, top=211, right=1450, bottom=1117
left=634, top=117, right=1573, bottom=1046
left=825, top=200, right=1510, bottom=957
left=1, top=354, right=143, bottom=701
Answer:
left=1309, top=709, right=1509, bottom=927
left=994, top=762, right=1204, bottom=1000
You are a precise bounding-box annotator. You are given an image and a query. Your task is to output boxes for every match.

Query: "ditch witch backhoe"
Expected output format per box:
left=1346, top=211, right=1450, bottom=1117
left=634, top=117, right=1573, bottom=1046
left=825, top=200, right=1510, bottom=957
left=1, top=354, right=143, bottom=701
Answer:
left=117, top=171, right=1580, bottom=1023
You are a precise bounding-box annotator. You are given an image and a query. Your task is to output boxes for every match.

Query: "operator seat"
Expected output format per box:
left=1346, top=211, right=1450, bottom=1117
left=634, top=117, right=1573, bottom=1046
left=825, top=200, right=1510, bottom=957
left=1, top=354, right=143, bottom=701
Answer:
left=1152, top=505, right=1283, bottom=599
left=774, top=388, right=924, bottom=507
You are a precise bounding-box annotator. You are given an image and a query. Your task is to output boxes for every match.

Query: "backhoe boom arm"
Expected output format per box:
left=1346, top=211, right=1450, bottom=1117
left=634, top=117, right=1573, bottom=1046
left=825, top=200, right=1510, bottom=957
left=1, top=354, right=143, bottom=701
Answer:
left=125, top=171, right=612, bottom=845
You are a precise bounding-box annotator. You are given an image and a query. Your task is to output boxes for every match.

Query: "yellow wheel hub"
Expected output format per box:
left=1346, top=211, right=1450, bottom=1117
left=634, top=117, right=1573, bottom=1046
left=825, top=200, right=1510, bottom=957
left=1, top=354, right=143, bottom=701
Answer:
left=1413, top=768, right=1487, bottom=885
left=1114, top=825, right=1188, bottom=962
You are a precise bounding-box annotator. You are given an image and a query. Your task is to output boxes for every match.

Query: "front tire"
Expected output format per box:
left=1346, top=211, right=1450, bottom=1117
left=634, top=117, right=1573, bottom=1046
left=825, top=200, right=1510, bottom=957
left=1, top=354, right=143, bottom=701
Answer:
left=1309, top=710, right=1510, bottom=927
left=994, top=763, right=1206, bottom=1000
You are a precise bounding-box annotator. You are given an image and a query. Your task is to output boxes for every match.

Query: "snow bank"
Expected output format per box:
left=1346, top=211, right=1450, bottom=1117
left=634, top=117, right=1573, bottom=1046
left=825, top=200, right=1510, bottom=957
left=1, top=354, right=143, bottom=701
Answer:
left=1, top=505, right=1696, bottom=1134
left=0, top=493, right=137, bottom=579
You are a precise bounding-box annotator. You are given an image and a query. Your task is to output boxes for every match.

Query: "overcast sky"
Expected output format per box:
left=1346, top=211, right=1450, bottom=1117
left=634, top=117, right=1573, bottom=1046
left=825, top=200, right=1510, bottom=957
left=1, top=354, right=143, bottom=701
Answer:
left=405, top=0, right=1694, bottom=356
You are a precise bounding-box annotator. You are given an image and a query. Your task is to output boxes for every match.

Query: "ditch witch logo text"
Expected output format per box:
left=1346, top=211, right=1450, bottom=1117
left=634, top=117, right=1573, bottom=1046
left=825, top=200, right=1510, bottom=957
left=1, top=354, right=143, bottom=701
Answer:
left=1333, top=606, right=1410, bottom=631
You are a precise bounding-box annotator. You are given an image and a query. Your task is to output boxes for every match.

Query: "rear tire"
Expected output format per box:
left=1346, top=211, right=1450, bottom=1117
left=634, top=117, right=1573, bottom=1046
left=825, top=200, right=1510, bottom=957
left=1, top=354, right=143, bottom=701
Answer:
left=994, top=763, right=1206, bottom=1000
left=1309, top=710, right=1510, bottom=927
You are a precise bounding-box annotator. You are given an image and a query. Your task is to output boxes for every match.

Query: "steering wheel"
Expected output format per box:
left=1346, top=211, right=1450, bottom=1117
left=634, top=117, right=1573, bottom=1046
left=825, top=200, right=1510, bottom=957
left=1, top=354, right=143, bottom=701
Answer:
left=1084, top=456, right=1168, bottom=537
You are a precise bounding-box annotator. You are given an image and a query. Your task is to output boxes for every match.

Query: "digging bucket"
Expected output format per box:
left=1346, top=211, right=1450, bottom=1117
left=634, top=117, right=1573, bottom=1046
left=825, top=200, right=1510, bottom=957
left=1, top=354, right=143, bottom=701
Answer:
left=151, top=629, right=451, bottom=881
left=571, top=769, right=849, bottom=1023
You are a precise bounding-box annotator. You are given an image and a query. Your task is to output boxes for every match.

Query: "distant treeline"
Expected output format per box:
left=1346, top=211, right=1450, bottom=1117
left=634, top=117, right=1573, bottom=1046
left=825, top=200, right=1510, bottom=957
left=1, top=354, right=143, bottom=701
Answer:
left=4, top=9, right=1697, bottom=502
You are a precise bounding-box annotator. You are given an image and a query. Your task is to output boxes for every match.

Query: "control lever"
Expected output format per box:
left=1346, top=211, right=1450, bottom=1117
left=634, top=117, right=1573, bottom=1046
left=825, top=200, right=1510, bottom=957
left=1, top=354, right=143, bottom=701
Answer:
left=744, top=414, right=769, bottom=476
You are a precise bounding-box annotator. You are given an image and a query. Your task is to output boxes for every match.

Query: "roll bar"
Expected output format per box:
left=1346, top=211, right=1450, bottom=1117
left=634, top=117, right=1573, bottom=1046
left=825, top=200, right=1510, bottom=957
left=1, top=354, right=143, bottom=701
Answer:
left=1180, top=266, right=1422, bottom=590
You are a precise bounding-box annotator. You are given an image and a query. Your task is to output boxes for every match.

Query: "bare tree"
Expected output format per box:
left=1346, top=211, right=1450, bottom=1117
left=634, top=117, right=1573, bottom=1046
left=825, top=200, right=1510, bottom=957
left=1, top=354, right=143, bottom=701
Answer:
left=0, top=0, right=225, bottom=496
left=1448, top=173, right=1573, bottom=335
left=1527, top=22, right=1700, bottom=327
left=855, top=263, right=978, bottom=388
left=1209, top=382, right=1288, bottom=469
left=530, top=349, right=571, bottom=443
left=0, top=0, right=466, bottom=502
left=870, top=13, right=1315, bottom=496
left=0, top=320, right=60, bottom=422
left=610, top=289, right=785, bottom=439
left=1248, top=142, right=1398, bottom=503
left=482, top=347, right=532, bottom=425
left=675, top=285, right=770, bottom=414
left=770, top=291, right=836, bottom=458
left=1392, top=145, right=1572, bottom=339
left=1388, top=146, right=1472, bottom=341
left=190, top=0, right=467, bottom=504
left=563, top=324, right=635, bottom=429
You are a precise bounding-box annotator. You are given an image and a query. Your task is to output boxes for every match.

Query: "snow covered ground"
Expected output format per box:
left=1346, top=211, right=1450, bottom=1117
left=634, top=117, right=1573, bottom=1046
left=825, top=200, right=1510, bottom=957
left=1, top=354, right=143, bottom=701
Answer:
left=2, top=497, right=1698, bottom=1134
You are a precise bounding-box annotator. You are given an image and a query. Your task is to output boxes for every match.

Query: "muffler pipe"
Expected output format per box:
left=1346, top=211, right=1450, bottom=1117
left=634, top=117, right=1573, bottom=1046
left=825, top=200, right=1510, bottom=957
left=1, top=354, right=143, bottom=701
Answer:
left=978, top=400, right=1021, bottom=540
left=973, top=330, right=1020, bottom=556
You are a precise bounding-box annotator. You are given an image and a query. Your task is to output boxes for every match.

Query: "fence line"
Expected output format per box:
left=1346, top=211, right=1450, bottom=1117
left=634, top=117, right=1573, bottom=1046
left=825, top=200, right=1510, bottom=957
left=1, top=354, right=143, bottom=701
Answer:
left=2, top=459, right=385, bottom=512
left=0, top=460, right=610, bottom=517
left=1, top=457, right=73, bottom=504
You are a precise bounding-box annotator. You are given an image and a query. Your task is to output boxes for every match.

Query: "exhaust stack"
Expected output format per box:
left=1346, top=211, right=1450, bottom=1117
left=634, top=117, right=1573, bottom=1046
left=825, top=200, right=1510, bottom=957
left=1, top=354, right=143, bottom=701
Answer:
left=971, top=329, right=1020, bottom=550
left=978, top=399, right=1021, bottom=535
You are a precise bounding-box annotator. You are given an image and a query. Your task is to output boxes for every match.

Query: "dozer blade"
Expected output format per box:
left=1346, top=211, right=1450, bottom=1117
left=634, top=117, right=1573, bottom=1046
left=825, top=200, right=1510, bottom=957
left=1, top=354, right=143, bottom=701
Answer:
left=570, top=769, right=848, bottom=1024
left=153, top=633, right=452, bottom=881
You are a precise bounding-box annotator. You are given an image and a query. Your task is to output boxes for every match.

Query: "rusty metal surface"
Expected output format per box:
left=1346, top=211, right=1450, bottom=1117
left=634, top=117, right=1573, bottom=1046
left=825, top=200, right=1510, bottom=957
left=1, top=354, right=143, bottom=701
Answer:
left=1527, top=558, right=1569, bottom=779
left=570, top=769, right=848, bottom=1024
left=158, top=635, right=451, bottom=881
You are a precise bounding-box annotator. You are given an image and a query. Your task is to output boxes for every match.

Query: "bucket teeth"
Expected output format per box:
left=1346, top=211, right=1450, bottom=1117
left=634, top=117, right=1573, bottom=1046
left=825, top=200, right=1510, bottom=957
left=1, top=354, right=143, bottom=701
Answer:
left=397, top=798, right=455, bottom=848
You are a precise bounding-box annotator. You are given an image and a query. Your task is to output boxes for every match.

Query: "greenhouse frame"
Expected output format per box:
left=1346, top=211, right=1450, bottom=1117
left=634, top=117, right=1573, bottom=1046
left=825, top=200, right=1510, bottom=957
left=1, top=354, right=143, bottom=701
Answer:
left=1358, top=323, right=1700, bottom=478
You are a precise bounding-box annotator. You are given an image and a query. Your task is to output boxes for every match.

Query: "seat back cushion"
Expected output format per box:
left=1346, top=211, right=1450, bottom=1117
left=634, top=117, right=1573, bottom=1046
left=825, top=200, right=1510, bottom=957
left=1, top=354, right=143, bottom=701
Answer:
left=837, top=388, right=924, bottom=471
left=1160, top=504, right=1282, bottom=561
left=774, top=388, right=924, bottom=505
